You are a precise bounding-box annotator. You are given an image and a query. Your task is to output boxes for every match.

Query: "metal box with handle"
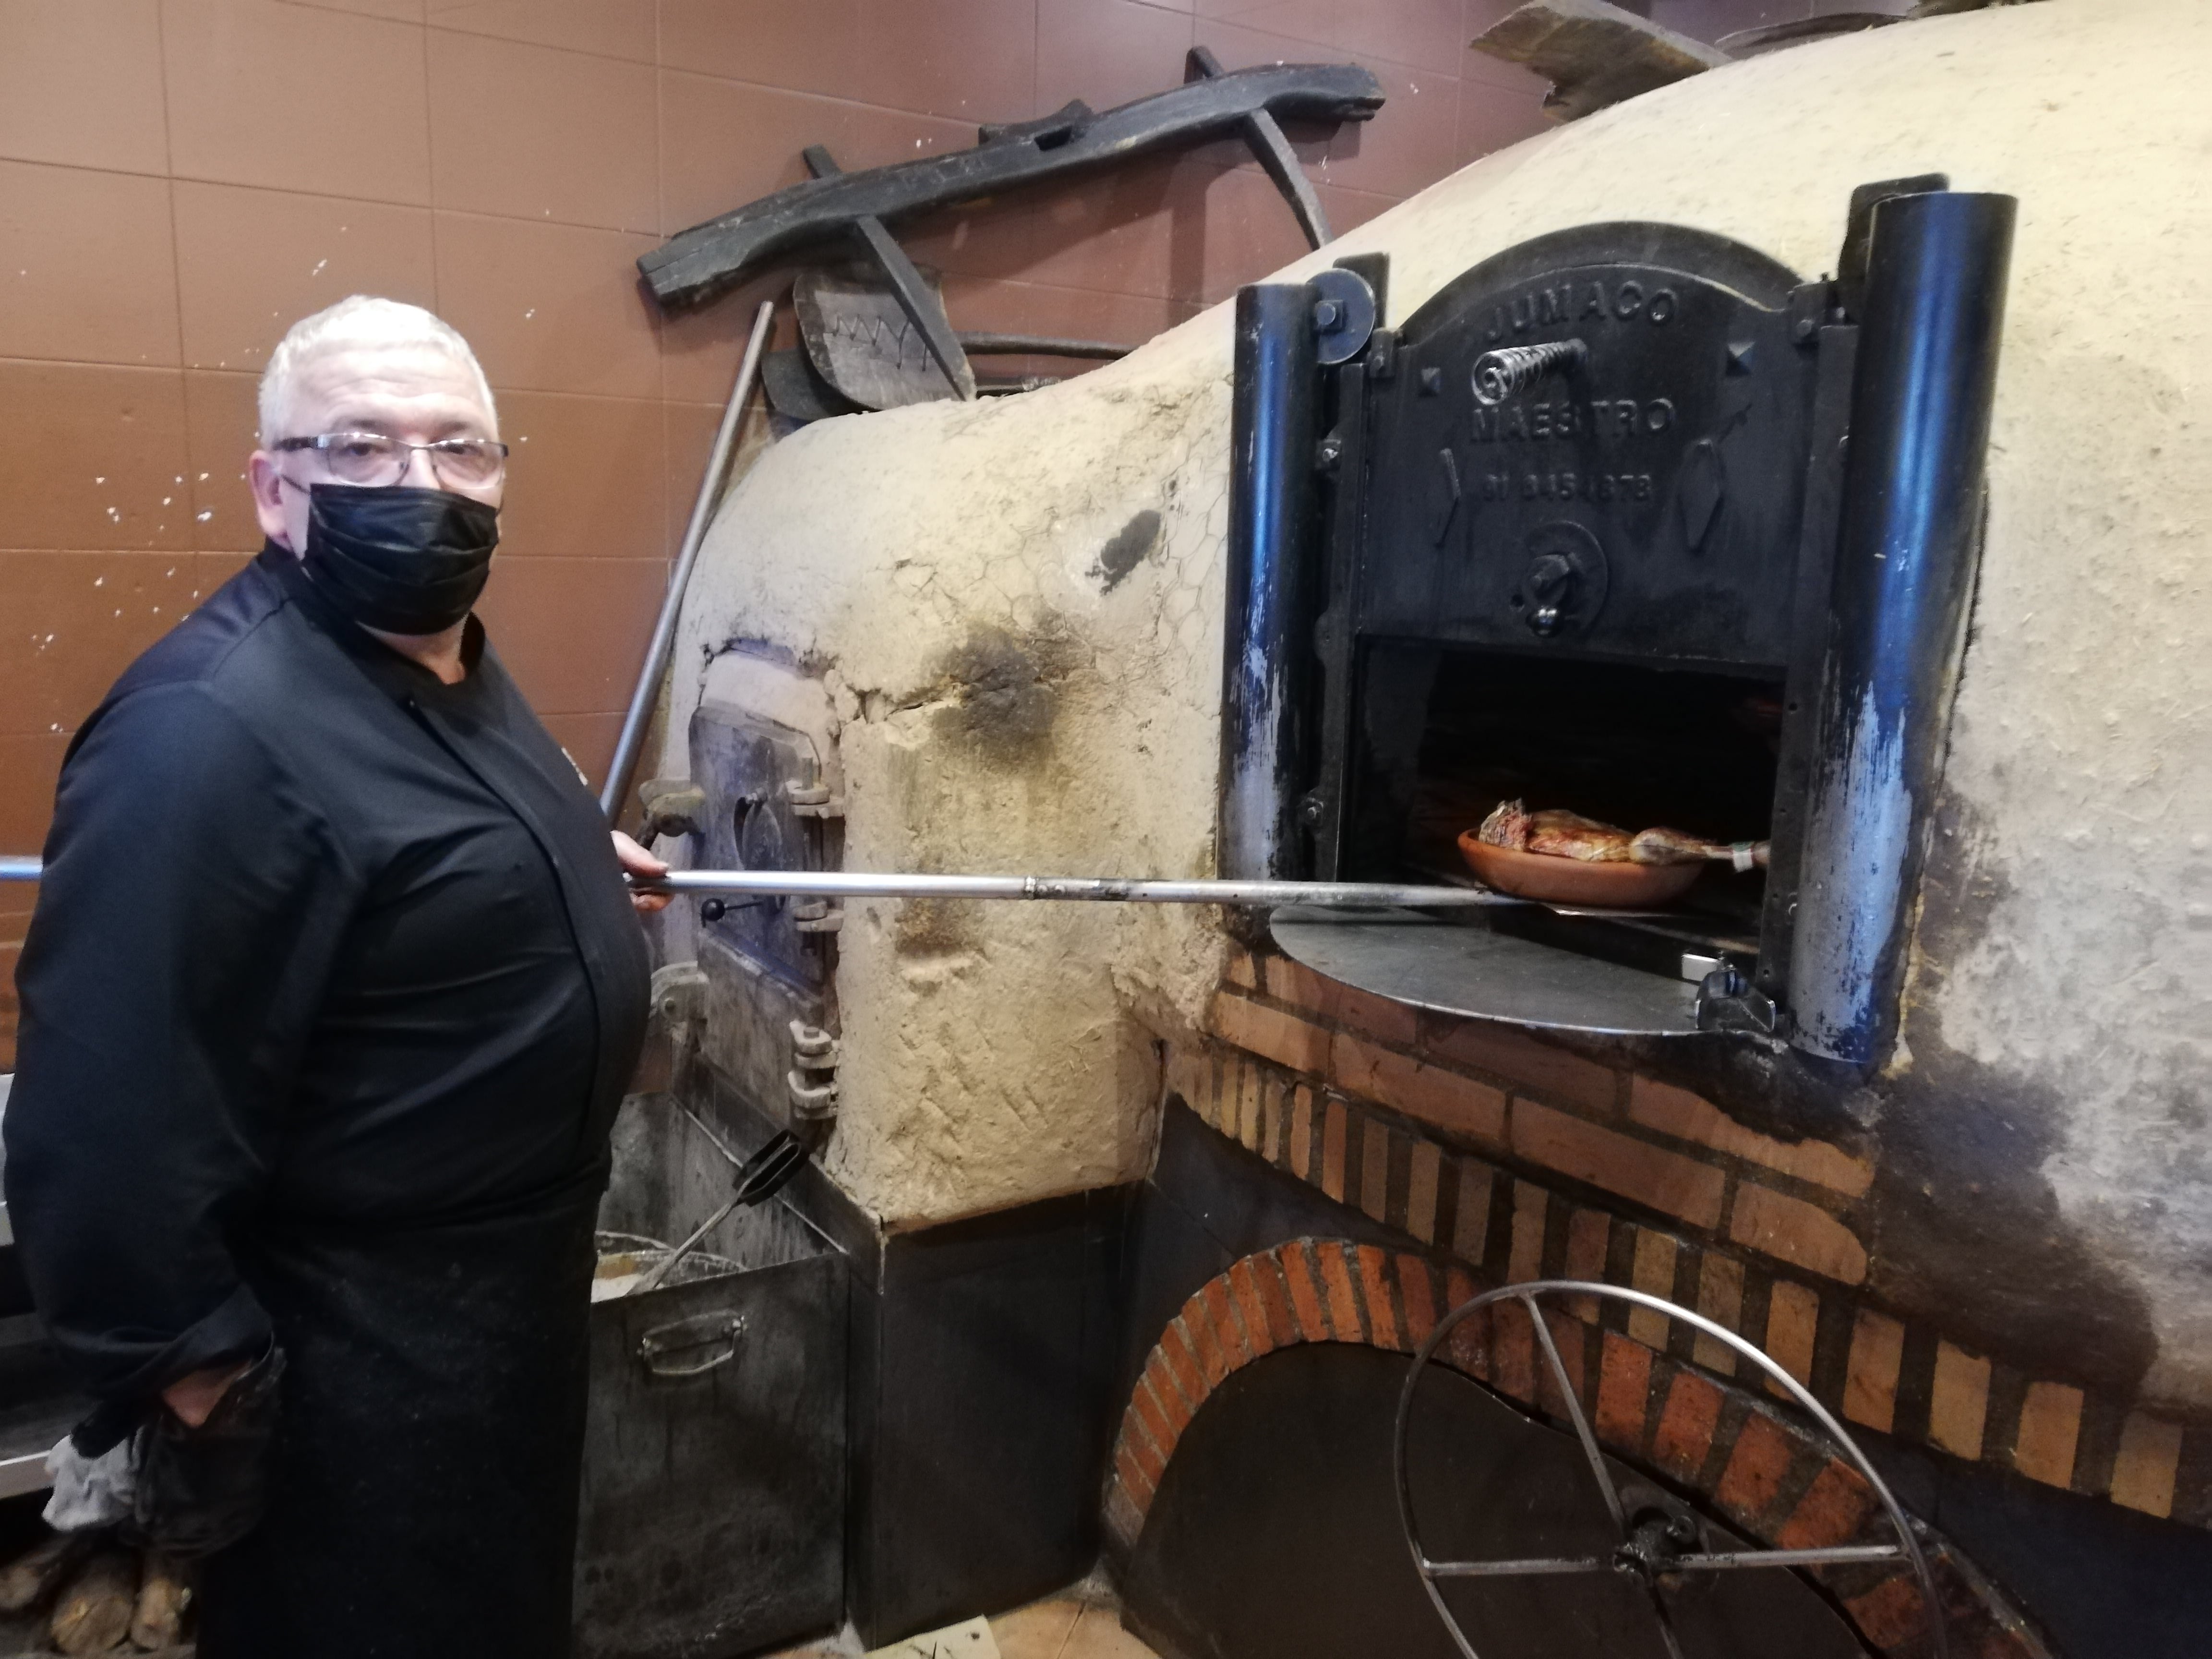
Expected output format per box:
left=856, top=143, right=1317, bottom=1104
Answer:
left=575, top=1094, right=848, bottom=1659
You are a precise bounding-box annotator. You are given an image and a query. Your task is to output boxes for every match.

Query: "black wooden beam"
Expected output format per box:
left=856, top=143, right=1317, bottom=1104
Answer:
left=640, top=61, right=1384, bottom=312
left=1187, top=46, right=1331, bottom=250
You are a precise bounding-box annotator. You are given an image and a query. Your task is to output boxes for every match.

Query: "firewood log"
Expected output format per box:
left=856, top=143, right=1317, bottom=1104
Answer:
left=129, top=1551, right=190, bottom=1650
left=49, top=1548, right=138, bottom=1656
left=0, top=1531, right=83, bottom=1612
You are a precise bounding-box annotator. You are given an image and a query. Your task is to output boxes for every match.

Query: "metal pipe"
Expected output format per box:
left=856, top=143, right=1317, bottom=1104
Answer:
left=599, top=300, right=776, bottom=821
left=1220, top=282, right=1323, bottom=881
left=648, top=869, right=1509, bottom=907
left=1788, top=191, right=2015, bottom=1066
left=0, top=855, right=1507, bottom=909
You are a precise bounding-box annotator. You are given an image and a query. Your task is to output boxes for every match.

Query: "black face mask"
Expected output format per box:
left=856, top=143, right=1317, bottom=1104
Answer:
left=301, top=483, right=499, bottom=636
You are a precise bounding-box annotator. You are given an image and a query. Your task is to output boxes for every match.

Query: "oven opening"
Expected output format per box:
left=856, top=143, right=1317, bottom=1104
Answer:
left=1381, top=649, right=1783, bottom=985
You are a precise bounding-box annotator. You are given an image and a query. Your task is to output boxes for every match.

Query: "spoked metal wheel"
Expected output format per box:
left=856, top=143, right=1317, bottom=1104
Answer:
left=1393, top=1281, right=1944, bottom=1659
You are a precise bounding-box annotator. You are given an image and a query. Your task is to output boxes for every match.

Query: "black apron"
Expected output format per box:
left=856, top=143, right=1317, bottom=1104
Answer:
left=201, top=1198, right=600, bottom=1655
left=7, top=545, right=651, bottom=1657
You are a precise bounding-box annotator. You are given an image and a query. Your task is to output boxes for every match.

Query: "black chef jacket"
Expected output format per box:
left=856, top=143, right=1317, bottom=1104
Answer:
left=5, top=542, right=651, bottom=1655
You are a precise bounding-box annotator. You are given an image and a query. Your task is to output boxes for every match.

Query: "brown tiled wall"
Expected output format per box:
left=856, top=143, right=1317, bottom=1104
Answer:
left=0, top=0, right=1591, bottom=1062
left=1180, top=945, right=2203, bottom=1527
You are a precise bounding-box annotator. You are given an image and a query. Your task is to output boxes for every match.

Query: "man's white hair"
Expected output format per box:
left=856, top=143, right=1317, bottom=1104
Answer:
left=257, top=295, right=498, bottom=443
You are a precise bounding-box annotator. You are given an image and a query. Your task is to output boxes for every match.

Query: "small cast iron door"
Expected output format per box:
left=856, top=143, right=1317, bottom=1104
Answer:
left=690, top=703, right=840, bottom=995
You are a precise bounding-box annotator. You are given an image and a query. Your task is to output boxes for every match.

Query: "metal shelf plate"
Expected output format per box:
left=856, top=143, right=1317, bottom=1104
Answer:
left=1269, top=906, right=1704, bottom=1037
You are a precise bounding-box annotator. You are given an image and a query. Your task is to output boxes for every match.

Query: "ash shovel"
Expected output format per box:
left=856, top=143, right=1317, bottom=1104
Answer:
left=633, top=1106, right=808, bottom=1295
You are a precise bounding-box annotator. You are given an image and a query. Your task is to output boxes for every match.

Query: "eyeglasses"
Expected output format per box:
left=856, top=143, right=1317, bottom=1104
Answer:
left=274, top=432, right=510, bottom=489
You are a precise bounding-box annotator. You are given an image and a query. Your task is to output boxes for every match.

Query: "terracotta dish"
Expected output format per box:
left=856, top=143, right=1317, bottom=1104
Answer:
left=1457, top=831, right=1703, bottom=907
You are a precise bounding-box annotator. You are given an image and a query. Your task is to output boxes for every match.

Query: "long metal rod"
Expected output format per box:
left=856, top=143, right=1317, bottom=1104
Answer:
left=599, top=300, right=776, bottom=821
left=645, top=869, right=1513, bottom=907
left=1524, top=1292, right=1628, bottom=1534
left=633, top=1195, right=738, bottom=1296
left=1522, top=1290, right=1683, bottom=1659
left=1, top=855, right=1510, bottom=909
left=1422, top=1544, right=1903, bottom=1578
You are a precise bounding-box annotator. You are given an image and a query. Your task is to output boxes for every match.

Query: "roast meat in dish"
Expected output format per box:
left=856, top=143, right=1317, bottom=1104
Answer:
left=1475, top=799, right=1770, bottom=870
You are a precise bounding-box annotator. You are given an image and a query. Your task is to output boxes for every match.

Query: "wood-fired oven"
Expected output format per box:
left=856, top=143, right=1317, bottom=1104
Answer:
left=638, top=11, right=2212, bottom=1654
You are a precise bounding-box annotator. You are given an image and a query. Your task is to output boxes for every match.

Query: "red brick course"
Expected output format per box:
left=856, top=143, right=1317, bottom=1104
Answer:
left=1653, top=1369, right=1724, bottom=1481
left=1280, top=1243, right=1331, bottom=1344
left=1250, top=1252, right=1300, bottom=1352
left=1182, top=1299, right=1229, bottom=1390
left=1357, top=1245, right=1403, bottom=1350
left=1331, top=1032, right=1507, bottom=1147
left=1491, top=1298, right=1537, bottom=1402
left=1538, top=1310, right=1587, bottom=1419
left=1226, top=1259, right=1276, bottom=1361
left=1422, top=1017, right=1620, bottom=1114
left=1512, top=1099, right=1728, bottom=1229
left=1730, top=1181, right=1869, bottom=1285
left=1158, top=1320, right=1205, bottom=1412
left=1131, top=1372, right=1178, bottom=1462
left=1125, top=1418, right=1166, bottom=1489
left=1398, top=1254, right=1438, bottom=1350
left=1845, top=1576, right=1928, bottom=1649
left=1207, top=990, right=1330, bottom=1076
left=1202, top=1278, right=1250, bottom=1371
left=1143, top=1349, right=1192, bottom=1437
left=1779, top=1458, right=1879, bottom=1551
left=1314, top=1240, right=1367, bottom=1344
left=1596, top=1330, right=1654, bottom=1453
left=1715, top=1410, right=1799, bottom=1528
left=1110, top=1238, right=1450, bottom=1541
left=1114, top=1438, right=1153, bottom=1510
left=1262, top=953, right=1422, bottom=1048
left=1629, top=1075, right=1874, bottom=1197
left=1444, top=1266, right=1484, bottom=1379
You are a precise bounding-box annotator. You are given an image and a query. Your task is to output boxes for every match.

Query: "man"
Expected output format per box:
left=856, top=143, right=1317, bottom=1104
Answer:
left=6, top=295, right=671, bottom=1654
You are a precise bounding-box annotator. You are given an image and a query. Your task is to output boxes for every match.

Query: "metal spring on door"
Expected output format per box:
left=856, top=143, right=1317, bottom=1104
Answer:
left=1471, top=338, right=1587, bottom=405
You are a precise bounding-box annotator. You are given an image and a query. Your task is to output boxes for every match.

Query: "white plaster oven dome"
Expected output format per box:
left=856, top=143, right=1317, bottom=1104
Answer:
left=665, top=0, right=2212, bottom=1401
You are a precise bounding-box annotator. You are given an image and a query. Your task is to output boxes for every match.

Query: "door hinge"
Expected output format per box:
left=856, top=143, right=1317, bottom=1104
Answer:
left=784, top=779, right=846, bottom=819
left=787, top=1020, right=841, bottom=1120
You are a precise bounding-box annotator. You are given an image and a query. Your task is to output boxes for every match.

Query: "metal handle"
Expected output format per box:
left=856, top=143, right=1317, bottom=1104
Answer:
left=645, top=869, right=1515, bottom=907
left=637, top=1311, right=747, bottom=1378
left=9, top=856, right=1535, bottom=913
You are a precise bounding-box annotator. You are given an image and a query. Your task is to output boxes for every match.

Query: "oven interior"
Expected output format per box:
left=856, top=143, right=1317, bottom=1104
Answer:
left=1356, top=646, right=1781, bottom=986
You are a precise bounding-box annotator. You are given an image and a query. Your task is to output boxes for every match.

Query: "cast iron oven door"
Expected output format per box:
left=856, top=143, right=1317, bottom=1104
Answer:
left=1280, top=193, right=2011, bottom=1055
left=1294, top=224, right=1824, bottom=1040
left=1358, top=223, right=1814, bottom=667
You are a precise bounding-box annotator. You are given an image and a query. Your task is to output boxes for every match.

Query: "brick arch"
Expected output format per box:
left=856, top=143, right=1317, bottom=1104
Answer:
left=1106, top=1239, right=2054, bottom=1659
